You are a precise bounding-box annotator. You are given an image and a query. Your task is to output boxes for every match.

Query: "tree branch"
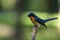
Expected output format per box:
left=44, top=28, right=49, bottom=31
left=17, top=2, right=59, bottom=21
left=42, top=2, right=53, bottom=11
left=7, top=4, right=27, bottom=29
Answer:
left=31, top=26, right=37, bottom=40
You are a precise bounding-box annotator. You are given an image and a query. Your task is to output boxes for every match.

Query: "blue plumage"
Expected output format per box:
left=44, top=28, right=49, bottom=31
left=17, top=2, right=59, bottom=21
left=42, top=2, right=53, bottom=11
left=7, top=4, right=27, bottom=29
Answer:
left=28, top=13, right=58, bottom=28
left=43, top=18, right=57, bottom=23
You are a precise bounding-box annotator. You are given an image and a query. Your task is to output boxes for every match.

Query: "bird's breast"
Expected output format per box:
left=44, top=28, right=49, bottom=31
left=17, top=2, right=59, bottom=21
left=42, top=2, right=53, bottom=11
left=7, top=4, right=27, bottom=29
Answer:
left=29, top=16, right=36, bottom=23
left=29, top=16, right=41, bottom=27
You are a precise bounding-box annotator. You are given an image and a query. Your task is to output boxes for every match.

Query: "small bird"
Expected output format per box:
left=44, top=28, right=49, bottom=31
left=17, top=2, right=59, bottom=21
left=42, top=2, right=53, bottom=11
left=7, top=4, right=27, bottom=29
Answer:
left=28, top=12, right=58, bottom=28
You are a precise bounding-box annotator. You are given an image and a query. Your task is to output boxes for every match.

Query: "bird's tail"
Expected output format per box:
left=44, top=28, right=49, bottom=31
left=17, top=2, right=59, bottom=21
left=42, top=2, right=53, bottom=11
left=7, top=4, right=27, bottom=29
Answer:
left=43, top=18, right=58, bottom=23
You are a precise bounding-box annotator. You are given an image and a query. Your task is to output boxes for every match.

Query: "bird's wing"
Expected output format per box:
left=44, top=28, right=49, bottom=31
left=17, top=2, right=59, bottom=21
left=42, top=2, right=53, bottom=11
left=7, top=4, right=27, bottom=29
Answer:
left=34, top=16, right=47, bottom=28
left=43, top=18, right=58, bottom=23
left=34, top=16, right=44, bottom=24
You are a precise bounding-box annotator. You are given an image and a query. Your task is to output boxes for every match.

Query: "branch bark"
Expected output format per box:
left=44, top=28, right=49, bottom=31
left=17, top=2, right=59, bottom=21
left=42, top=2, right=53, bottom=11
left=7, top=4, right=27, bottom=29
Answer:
left=31, top=26, right=37, bottom=40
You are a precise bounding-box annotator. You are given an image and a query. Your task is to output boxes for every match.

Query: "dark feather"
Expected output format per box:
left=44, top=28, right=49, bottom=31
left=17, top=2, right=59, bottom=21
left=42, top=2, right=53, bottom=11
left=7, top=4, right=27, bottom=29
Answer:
left=43, top=18, right=58, bottom=23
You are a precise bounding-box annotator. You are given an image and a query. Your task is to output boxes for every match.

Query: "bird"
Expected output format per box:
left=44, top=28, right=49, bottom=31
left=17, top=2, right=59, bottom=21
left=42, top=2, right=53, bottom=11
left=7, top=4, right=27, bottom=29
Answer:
left=28, top=12, right=58, bottom=28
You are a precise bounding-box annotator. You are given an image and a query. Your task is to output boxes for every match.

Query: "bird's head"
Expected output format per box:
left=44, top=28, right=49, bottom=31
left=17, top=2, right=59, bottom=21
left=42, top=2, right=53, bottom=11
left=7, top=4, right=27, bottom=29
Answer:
left=28, top=12, right=36, bottom=17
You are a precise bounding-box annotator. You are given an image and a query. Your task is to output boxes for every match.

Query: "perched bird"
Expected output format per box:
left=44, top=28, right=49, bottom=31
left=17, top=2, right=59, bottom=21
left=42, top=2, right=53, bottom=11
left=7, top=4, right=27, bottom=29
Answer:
left=28, top=12, right=57, bottom=28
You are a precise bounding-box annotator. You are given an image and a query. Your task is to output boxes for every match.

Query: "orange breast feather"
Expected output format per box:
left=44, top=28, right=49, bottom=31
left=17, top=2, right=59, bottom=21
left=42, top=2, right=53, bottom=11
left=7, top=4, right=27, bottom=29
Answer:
left=30, top=16, right=37, bottom=25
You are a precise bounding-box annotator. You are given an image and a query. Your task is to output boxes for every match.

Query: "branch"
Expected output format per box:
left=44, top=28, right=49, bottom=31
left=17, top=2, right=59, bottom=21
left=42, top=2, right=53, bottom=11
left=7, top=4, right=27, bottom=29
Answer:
left=31, top=26, right=38, bottom=40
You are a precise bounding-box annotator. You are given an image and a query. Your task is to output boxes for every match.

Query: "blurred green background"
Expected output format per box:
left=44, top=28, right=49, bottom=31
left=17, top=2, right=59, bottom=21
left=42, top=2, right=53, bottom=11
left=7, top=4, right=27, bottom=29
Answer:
left=0, top=0, right=59, bottom=40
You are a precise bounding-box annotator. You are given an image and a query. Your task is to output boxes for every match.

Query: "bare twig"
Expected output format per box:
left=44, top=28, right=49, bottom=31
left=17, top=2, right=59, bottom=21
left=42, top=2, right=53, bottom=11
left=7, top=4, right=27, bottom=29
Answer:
left=31, top=26, right=38, bottom=40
